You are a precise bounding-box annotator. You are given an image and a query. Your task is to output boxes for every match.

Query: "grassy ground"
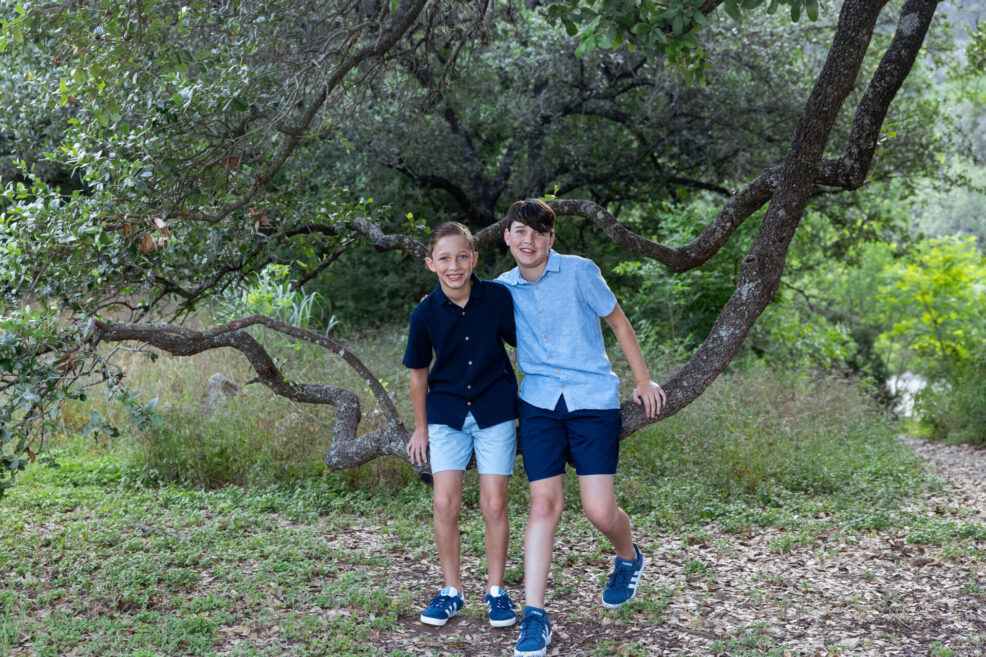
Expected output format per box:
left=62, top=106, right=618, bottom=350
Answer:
left=3, top=330, right=981, bottom=656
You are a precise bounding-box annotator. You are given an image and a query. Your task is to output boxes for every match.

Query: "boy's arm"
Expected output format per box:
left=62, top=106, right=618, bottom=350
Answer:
left=406, top=367, right=430, bottom=466
left=603, top=303, right=667, bottom=418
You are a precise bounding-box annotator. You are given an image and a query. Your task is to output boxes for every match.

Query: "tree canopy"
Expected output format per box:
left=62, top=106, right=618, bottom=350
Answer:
left=0, top=0, right=953, bottom=491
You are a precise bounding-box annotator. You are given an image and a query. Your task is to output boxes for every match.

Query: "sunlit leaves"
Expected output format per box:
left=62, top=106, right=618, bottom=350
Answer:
left=877, top=236, right=986, bottom=374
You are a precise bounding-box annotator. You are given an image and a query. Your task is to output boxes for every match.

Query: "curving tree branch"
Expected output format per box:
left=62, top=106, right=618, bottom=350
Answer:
left=90, top=316, right=418, bottom=473
left=178, top=0, right=430, bottom=225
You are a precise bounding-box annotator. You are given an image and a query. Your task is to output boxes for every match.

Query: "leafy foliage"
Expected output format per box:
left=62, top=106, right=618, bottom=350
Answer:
left=877, top=236, right=986, bottom=375
left=545, top=0, right=823, bottom=84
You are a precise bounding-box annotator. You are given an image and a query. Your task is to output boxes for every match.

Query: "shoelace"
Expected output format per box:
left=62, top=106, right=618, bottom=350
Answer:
left=426, top=594, right=455, bottom=610
left=489, top=594, right=514, bottom=611
left=607, top=562, right=633, bottom=590
left=519, top=614, right=546, bottom=643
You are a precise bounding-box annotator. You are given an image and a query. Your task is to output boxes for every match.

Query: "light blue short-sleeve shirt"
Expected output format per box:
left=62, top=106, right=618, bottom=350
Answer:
left=496, top=250, right=621, bottom=411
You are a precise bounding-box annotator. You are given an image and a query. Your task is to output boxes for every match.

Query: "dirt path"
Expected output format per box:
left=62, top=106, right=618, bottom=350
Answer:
left=363, top=438, right=986, bottom=657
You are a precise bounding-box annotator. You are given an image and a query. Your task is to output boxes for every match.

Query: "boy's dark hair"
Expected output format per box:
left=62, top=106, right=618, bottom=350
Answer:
left=428, top=221, right=474, bottom=255
left=505, top=199, right=555, bottom=234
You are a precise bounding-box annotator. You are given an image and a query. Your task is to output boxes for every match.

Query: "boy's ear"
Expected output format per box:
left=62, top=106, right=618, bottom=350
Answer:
left=425, top=256, right=437, bottom=272
left=503, top=228, right=511, bottom=245
left=472, top=252, right=479, bottom=266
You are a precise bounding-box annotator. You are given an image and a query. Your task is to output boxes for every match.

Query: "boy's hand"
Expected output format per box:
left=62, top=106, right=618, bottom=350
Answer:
left=406, top=428, right=429, bottom=466
left=632, top=380, right=666, bottom=418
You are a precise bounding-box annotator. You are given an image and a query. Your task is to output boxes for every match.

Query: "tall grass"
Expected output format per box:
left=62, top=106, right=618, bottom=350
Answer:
left=57, top=325, right=415, bottom=489
left=50, top=319, right=925, bottom=530
left=616, top=360, right=926, bottom=528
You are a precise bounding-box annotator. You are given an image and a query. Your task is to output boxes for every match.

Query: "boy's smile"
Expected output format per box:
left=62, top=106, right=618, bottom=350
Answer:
left=426, top=234, right=478, bottom=303
left=504, top=221, right=555, bottom=281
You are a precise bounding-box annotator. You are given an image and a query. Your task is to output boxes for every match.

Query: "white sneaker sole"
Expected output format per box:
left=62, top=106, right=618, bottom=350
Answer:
left=601, top=559, right=645, bottom=609
left=489, top=615, right=518, bottom=628
left=420, top=613, right=453, bottom=626
left=514, top=634, right=551, bottom=657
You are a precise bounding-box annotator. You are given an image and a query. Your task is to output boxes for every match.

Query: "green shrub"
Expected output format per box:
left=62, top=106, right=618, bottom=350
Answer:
left=915, top=346, right=986, bottom=444
left=620, top=360, right=926, bottom=526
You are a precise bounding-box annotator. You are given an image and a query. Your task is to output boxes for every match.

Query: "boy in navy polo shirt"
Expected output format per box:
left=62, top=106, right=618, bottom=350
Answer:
left=497, top=199, right=666, bottom=657
left=403, top=221, right=520, bottom=629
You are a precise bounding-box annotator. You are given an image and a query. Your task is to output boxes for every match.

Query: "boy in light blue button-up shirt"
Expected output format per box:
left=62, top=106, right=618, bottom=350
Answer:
left=497, top=199, right=666, bottom=657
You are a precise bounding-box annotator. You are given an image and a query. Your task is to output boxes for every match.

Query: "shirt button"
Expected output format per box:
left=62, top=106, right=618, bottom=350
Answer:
left=556, top=368, right=560, bottom=372
left=538, top=311, right=542, bottom=315
left=468, top=361, right=473, bottom=365
left=547, top=354, right=552, bottom=358
left=467, top=385, right=472, bottom=390
left=467, top=401, right=472, bottom=406
left=561, top=384, right=566, bottom=389
left=465, top=336, right=470, bottom=341
left=535, top=286, right=540, bottom=290
left=461, top=311, right=466, bottom=316
left=542, top=335, right=548, bottom=339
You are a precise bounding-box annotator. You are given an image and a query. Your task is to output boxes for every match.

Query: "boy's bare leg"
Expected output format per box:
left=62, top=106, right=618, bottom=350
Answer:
left=433, top=470, right=465, bottom=591
left=524, top=474, right=565, bottom=608
left=479, top=474, right=510, bottom=589
left=578, top=474, right=635, bottom=559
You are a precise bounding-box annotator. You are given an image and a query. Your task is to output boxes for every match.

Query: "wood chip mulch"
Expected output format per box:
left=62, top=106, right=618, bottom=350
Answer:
left=351, top=437, right=986, bottom=656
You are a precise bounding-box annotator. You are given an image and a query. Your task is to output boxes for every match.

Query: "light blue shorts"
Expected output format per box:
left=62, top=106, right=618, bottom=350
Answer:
left=429, top=413, right=517, bottom=476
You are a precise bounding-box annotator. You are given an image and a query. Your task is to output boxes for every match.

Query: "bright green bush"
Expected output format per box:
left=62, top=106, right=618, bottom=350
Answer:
left=914, top=344, right=986, bottom=444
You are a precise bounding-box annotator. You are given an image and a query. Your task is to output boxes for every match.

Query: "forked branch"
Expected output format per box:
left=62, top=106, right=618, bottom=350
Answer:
left=90, top=316, right=416, bottom=472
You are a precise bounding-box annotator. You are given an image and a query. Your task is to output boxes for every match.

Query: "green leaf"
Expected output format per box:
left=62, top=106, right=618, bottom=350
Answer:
left=724, top=0, right=741, bottom=21
left=767, top=0, right=779, bottom=14
left=12, top=24, right=24, bottom=44
left=172, top=92, right=183, bottom=104
left=390, top=0, right=399, bottom=13
left=805, top=0, right=819, bottom=21
left=790, top=1, right=801, bottom=21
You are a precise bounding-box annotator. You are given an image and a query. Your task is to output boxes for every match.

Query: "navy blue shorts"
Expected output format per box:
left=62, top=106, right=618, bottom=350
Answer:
left=518, top=396, right=622, bottom=482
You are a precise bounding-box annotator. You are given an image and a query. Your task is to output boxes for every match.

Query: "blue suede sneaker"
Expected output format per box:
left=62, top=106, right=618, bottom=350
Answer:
left=419, top=586, right=464, bottom=626
left=514, top=606, right=551, bottom=657
left=602, top=543, right=644, bottom=609
left=485, top=586, right=517, bottom=627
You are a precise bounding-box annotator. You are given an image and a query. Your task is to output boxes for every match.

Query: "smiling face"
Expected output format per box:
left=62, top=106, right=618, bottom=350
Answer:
left=426, top=234, right=478, bottom=297
left=504, top=220, right=555, bottom=281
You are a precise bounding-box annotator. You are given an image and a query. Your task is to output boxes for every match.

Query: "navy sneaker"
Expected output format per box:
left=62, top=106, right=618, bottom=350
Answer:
left=420, top=586, right=464, bottom=626
left=485, top=586, right=517, bottom=627
left=514, top=606, right=551, bottom=657
left=602, top=543, right=644, bottom=609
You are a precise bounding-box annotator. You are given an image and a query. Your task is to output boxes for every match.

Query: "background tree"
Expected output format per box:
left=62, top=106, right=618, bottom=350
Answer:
left=0, top=0, right=949, bottom=491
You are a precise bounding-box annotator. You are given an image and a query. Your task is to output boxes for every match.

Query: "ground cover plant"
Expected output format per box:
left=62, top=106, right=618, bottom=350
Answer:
left=7, top=342, right=984, bottom=657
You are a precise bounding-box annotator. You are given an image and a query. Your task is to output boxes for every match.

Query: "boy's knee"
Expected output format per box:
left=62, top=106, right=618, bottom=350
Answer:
left=433, top=494, right=461, bottom=523
left=480, top=495, right=508, bottom=520
left=529, top=495, right=564, bottom=524
left=584, top=502, right=620, bottom=533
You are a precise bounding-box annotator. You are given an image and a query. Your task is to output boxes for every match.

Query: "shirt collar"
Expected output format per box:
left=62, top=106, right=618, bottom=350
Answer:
left=431, top=273, right=483, bottom=305
left=501, top=250, right=560, bottom=286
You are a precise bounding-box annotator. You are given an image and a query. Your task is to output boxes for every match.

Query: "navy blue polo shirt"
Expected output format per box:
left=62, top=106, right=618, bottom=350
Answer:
left=402, top=275, right=518, bottom=430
